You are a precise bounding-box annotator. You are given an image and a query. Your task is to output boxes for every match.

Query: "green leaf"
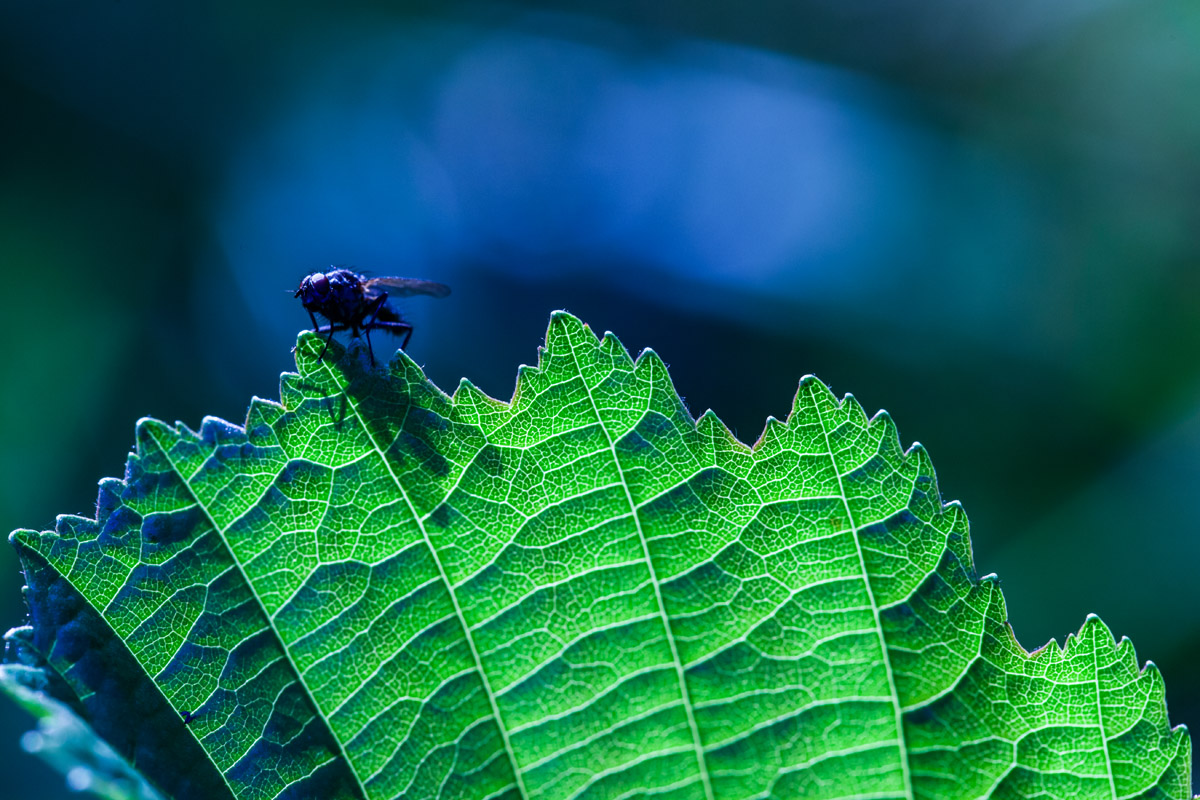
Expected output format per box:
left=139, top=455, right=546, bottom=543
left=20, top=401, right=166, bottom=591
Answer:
left=0, top=658, right=166, bottom=800
left=4, top=311, right=1191, bottom=800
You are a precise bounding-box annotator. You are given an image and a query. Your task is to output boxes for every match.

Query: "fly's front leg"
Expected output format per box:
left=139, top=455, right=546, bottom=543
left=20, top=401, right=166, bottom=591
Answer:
left=315, top=323, right=347, bottom=363
left=294, top=313, right=340, bottom=357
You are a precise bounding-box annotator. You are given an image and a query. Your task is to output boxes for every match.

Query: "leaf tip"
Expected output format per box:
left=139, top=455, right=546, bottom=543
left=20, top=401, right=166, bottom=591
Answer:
left=796, top=374, right=840, bottom=411
left=633, top=345, right=664, bottom=370
left=133, top=416, right=173, bottom=445
left=1079, top=613, right=1109, bottom=642
left=548, top=309, right=584, bottom=333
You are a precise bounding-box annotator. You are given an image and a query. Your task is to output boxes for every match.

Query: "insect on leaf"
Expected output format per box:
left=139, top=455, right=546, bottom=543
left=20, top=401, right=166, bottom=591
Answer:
left=3, top=311, right=1192, bottom=800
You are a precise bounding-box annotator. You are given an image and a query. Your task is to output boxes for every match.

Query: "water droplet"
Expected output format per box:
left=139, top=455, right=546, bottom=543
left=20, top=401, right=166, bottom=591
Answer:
left=20, top=730, right=44, bottom=753
left=67, top=766, right=94, bottom=792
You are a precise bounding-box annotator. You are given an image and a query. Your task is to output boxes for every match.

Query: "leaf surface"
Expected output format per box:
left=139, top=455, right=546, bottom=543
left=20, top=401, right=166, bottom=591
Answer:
left=0, top=660, right=166, bottom=800
left=6, top=311, right=1191, bottom=800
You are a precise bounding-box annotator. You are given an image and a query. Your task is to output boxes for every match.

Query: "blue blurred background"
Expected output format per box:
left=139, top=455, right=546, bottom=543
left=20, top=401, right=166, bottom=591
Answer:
left=2, top=1, right=1199, bottom=795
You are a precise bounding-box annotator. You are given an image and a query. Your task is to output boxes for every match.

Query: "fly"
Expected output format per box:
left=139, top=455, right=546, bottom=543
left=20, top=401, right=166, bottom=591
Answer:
left=294, top=267, right=451, bottom=365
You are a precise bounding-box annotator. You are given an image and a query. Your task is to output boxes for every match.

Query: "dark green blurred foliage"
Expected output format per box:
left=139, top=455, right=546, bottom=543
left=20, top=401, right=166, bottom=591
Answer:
left=2, top=1, right=1199, bottom=796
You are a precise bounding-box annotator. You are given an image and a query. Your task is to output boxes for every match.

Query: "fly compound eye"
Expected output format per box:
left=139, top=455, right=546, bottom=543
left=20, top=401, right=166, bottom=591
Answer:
left=312, top=273, right=330, bottom=297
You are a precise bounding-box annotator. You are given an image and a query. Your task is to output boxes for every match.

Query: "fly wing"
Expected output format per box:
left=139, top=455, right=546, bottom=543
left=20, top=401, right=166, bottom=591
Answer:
left=364, top=277, right=451, bottom=299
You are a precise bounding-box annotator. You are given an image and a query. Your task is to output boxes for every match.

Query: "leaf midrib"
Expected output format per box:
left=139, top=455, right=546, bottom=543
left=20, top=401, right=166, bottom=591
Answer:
left=562, top=336, right=716, bottom=800
left=316, top=357, right=536, bottom=800
left=808, top=382, right=914, bottom=800
left=1092, top=634, right=1119, bottom=800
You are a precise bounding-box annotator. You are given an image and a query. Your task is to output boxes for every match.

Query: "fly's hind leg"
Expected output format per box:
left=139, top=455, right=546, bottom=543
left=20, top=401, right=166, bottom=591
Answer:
left=361, top=293, right=390, bottom=366
left=365, top=320, right=414, bottom=352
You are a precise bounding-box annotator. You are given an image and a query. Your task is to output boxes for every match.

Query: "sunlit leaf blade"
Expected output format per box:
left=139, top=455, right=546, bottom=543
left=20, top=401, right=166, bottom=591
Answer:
left=6, top=310, right=1191, bottom=800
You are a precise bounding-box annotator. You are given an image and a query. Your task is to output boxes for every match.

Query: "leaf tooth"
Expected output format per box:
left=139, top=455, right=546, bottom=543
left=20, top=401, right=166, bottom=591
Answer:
left=634, top=348, right=696, bottom=424
left=907, top=445, right=972, bottom=538
left=868, top=409, right=907, bottom=463
left=277, top=372, right=305, bottom=410
left=904, top=443, right=943, bottom=503
left=942, top=496, right=967, bottom=515
left=1084, top=614, right=1118, bottom=649
left=530, top=345, right=548, bottom=373
left=940, top=499, right=969, bottom=541
left=452, top=376, right=478, bottom=398
left=1045, top=633, right=1072, bottom=657
left=695, top=408, right=743, bottom=450
left=751, top=414, right=787, bottom=451
left=840, top=392, right=871, bottom=428
left=546, top=309, right=592, bottom=352
left=452, top=377, right=500, bottom=414
left=246, top=396, right=283, bottom=423
left=7, top=528, right=38, bottom=549
left=1159, top=725, right=1193, bottom=782
left=598, top=329, right=633, bottom=360
left=1114, top=635, right=1137, bottom=667
left=793, top=374, right=837, bottom=418
left=904, top=440, right=931, bottom=469
left=198, top=416, right=245, bottom=445
left=511, top=362, right=541, bottom=407
left=1059, top=613, right=1115, bottom=659
left=134, top=417, right=178, bottom=454
left=632, top=346, right=663, bottom=369
left=97, top=478, right=124, bottom=521
left=173, top=421, right=201, bottom=441
left=245, top=399, right=283, bottom=445
left=632, top=348, right=670, bottom=393
left=869, top=407, right=900, bottom=436
left=52, top=514, right=96, bottom=540
left=383, top=345, right=421, bottom=375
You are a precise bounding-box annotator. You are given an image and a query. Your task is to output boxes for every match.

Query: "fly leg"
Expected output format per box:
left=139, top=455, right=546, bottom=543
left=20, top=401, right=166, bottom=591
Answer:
left=314, top=323, right=348, bottom=363
left=361, top=293, right=389, bottom=366
left=365, top=320, right=414, bottom=351
left=293, top=312, right=346, bottom=363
